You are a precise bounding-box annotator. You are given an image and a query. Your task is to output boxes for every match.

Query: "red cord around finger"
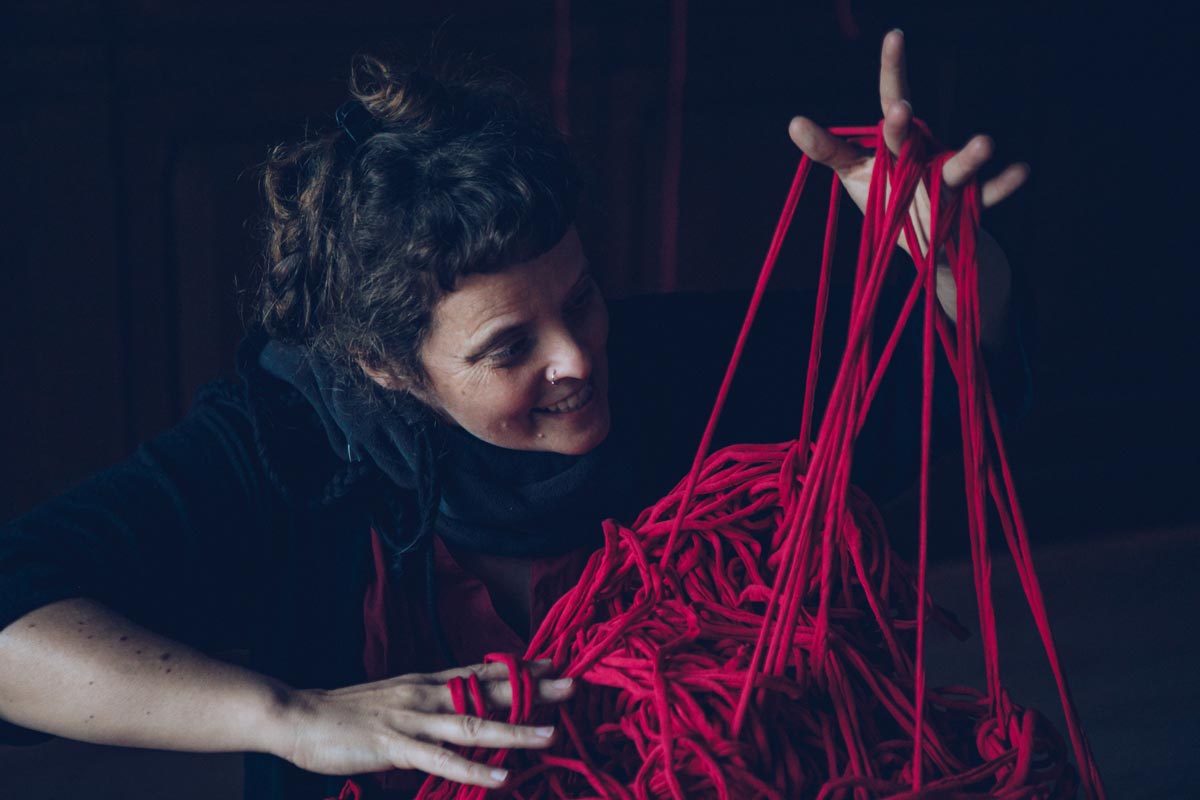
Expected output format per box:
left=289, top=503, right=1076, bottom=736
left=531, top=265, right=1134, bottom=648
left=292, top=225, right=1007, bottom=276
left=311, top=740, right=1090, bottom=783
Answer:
left=446, top=676, right=468, bottom=716
left=466, top=673, right=486, bottom=718
left=483, top=653, right=526, bottom=725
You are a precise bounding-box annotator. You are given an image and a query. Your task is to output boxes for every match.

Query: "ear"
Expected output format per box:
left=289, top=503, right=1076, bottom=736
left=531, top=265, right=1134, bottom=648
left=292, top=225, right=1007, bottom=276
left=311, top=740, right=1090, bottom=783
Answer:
left=356, top=358, right=443, bottom=413
left=357, top=358, right=408, bottom=392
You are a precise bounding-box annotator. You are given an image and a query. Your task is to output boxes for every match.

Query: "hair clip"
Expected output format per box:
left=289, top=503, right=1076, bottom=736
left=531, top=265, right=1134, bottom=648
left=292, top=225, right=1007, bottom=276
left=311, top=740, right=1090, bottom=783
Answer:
left=334, top=99, right=379, bottom=146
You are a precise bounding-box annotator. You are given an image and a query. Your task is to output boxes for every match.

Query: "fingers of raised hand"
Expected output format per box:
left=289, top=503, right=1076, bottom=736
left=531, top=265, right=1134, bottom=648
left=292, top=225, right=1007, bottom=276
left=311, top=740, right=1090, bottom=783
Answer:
left=942, top=135, right=994, bottom=189
left=883, top=99, right=913, bottom=158
left=788, top=116, right=862, bottom=172
left=390, top=735, right=512, bottom=788
left=981, top=162, right=1030, bottom=208
left=941, top=135, right=1029, bottom=207
left=879, top=29, right=911, bottom=116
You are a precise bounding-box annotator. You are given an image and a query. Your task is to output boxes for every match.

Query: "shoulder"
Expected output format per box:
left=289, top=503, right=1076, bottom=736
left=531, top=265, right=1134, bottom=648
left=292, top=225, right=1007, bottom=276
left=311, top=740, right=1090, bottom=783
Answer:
left=221, top=327, right=368, bottom=508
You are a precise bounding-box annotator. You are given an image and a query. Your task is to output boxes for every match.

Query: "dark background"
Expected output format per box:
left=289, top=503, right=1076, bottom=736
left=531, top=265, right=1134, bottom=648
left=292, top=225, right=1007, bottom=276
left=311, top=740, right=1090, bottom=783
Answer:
left=2, top=0, right=1197, bottom=542
left=1, top=0, right=1197, bottom=795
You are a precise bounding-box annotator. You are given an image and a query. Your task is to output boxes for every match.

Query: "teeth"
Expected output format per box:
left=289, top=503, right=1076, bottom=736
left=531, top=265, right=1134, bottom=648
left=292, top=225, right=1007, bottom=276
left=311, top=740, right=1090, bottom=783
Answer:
left=538, top=381, right=594, bottom=414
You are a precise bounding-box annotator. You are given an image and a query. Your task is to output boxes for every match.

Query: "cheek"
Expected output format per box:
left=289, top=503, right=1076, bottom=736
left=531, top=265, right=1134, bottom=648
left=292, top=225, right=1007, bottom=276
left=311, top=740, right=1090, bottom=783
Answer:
left=461, top=372, right=544, bottom=431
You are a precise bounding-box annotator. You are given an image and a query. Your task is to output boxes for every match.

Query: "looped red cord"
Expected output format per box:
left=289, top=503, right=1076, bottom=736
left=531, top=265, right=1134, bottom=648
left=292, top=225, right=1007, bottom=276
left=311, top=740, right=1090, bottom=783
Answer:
left=410, top=117, right=1105, bottom=799
left=447, top=673, right=489, bottom=717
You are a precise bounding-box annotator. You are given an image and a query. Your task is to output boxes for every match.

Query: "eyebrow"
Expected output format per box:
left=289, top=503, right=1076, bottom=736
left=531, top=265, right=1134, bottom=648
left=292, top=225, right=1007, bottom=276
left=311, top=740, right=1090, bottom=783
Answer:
left=463, top=265, right=593, bottom=364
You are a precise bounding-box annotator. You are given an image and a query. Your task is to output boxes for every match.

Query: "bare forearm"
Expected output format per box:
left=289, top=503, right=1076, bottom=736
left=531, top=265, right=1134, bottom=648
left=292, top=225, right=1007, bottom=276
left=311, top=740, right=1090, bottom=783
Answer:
left=935, top=228, right=1013, bottom=350
left=0, top=597, right=290, bottom=755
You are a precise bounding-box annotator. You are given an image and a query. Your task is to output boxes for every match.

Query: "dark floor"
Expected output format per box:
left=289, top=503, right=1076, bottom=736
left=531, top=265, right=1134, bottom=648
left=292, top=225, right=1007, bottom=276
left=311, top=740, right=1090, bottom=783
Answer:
left=922, top=525, right=1200, bottom=799
left=1, top=526, right=1195, bottom=799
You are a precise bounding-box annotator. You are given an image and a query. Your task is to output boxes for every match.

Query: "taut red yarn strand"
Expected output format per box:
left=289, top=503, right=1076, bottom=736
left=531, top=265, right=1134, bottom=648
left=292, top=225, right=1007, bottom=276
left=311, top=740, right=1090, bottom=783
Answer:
left=405, top=119, right=1105, bottom=799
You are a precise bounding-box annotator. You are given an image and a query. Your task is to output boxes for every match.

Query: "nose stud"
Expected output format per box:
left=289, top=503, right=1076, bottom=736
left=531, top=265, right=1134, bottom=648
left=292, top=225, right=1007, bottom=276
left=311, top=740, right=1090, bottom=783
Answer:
left=549, top=368, right=559, bottom=386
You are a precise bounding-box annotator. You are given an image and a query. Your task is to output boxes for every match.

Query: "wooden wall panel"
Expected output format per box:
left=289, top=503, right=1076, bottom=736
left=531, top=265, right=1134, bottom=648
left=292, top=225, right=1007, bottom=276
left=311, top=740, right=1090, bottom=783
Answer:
left=1, top=41, right=125, bottom=521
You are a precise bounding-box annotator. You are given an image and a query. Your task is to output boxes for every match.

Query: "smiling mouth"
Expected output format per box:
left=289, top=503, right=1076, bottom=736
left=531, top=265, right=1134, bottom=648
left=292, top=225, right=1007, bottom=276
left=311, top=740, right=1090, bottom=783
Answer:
left=534, top=380, right=595, bottom=414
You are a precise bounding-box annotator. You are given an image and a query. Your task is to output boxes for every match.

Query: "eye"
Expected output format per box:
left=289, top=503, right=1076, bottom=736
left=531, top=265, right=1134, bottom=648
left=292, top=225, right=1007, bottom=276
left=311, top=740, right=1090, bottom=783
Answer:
left=489, top=337, right=533, bottom=368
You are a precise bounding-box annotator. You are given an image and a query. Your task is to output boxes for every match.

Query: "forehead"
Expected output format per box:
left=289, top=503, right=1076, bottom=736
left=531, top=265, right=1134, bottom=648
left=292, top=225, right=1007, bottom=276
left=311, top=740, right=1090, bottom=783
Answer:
left=428, top=228, right=587, bottom=342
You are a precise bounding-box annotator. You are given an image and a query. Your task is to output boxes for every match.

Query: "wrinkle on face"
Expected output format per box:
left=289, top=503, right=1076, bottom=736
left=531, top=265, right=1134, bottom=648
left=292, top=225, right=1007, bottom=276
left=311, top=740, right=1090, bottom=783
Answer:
left=403, top=226, right=611, bottom=455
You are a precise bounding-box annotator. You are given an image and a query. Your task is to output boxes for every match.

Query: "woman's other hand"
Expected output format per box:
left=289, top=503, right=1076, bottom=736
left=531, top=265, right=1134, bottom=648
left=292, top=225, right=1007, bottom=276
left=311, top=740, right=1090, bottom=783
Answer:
left=271, top=660, right=572, bottom=788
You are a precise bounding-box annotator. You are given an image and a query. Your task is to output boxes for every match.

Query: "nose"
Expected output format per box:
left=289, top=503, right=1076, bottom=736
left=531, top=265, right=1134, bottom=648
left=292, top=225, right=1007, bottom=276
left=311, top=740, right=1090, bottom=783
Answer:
left=543, top=326, right=592, bottom=384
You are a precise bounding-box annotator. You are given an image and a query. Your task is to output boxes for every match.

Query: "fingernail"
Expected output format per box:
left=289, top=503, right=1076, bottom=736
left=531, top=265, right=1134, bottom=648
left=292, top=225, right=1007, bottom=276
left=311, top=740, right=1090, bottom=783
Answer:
left=891, top=27, right=904, bottom=37
left=491, top=768, right=509, bottom=783
left=535, top=726, right=555, bottom=738
left=551, top=678, right=573, bottom=689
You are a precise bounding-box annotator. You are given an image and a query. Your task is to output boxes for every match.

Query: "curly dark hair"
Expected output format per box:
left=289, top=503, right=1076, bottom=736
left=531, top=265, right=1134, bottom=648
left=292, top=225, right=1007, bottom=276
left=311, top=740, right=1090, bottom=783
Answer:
left=253, top=53, right=580, bottom=400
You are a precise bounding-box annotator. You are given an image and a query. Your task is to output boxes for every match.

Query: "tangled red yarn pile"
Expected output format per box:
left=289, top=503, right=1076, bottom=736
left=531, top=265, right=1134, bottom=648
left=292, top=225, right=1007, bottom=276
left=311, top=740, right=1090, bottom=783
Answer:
left=413, top=120, right=1105, bottom=799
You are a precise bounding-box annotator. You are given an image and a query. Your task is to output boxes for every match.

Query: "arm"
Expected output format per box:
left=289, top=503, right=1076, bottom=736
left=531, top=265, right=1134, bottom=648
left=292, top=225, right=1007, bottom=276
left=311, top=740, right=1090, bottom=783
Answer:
left=0, top=381, right=284, bottom=749
left=0, top=596, right=571, bottom=786
left=0, top=381, right=275, bottom=659
left=0, top=379, right=569, bottom=787
left=936, top=228, right=1013, bottom=351
left=0, top=597, right=287, bottom=753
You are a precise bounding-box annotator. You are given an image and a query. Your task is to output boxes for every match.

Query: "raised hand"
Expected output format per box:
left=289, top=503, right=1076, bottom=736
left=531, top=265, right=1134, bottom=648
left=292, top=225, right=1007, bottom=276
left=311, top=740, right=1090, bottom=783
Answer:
left=786, top=29, right=1027, bottom=344
left=787, top=29, right=1028, bottom=260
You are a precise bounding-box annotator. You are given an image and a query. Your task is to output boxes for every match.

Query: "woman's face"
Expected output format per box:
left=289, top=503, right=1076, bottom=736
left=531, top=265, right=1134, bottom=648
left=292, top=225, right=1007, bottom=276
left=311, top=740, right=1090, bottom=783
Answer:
left=407, top=226, right=611, bottom=455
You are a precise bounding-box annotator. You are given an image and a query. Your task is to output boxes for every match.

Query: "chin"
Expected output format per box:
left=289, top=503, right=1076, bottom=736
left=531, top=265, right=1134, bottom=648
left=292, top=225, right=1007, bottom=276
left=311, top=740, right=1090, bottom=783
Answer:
left=555, top=413, right=611, bottom=455
left=536, top=394, right=611, bottom=455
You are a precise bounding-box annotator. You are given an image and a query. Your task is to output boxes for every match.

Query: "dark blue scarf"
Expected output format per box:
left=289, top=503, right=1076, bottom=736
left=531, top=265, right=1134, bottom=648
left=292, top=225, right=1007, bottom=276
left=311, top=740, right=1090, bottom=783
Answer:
left=257, top=339, right=632, bottom=559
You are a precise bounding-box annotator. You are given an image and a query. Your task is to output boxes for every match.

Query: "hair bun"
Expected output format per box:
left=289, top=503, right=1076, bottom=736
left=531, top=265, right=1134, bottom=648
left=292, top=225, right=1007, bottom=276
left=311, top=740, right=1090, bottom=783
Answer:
left=350, top=54, right=451, bottom=132
left=254, top=50, right=577, bottom=397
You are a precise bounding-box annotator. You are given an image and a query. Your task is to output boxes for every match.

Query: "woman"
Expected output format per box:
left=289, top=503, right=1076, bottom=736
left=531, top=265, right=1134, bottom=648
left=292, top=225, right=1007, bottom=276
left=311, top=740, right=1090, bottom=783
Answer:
left=0, top=31, right=1029, bottom=799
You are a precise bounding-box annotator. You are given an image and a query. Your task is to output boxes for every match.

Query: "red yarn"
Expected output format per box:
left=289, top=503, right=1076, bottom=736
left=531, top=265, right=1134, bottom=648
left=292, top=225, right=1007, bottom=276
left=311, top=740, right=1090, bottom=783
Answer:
left=406, top=118, right=1105, bottom=799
